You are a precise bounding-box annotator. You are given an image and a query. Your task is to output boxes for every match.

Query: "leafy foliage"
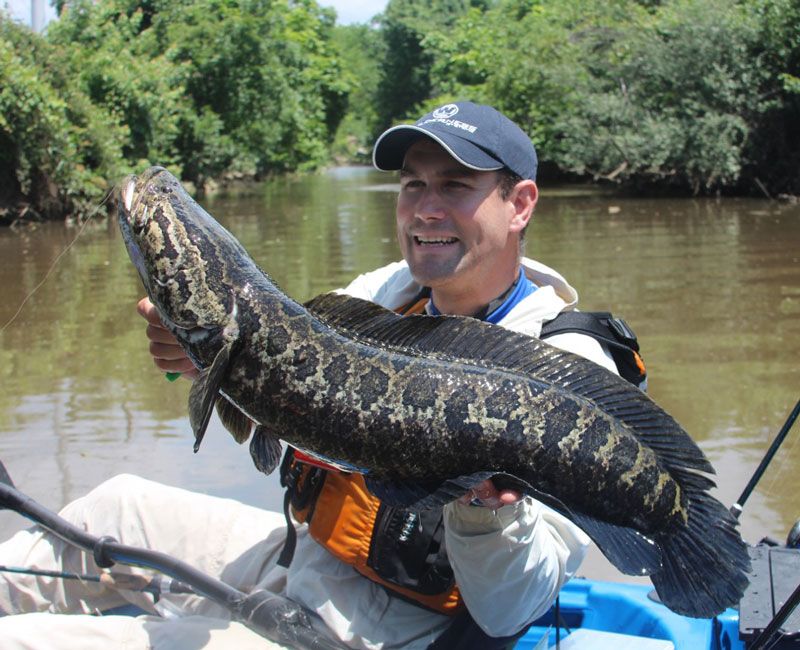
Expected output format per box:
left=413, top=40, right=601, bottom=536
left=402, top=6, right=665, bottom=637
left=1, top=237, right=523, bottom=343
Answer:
left=553, top=0, right=771, bottom=193
left=415, top=0, right=800, bottom=195
left=330, top=23, right=385, bottom=162
left=1, top=0, right=350, bottom=221
left=0, top=14, right=126, bottom=223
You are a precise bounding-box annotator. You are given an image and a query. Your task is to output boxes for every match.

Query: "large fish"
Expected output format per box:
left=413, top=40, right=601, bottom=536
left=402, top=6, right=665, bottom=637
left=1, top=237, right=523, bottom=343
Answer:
left=118, top=166, right=750, bottom=618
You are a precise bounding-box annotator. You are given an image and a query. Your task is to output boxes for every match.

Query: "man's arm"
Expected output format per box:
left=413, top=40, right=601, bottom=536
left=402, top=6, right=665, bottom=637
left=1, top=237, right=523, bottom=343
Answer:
left=443, top=498, right=589, bottom=637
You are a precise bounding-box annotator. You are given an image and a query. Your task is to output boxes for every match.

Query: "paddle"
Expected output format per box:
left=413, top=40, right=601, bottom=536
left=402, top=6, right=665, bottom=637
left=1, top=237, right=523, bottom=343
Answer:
left=0, top=460, right=345, bottom=650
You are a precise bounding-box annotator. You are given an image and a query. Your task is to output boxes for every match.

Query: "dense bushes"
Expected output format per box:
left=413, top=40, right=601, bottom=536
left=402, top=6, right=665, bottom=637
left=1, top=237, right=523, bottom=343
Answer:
left=1, top=0, right=348, bottom=223
left=367, top=0, right=800, bottom=196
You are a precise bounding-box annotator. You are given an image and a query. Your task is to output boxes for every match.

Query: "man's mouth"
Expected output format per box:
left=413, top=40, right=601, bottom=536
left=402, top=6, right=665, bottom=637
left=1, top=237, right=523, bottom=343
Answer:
left=413, top=236, right=458, bottom=246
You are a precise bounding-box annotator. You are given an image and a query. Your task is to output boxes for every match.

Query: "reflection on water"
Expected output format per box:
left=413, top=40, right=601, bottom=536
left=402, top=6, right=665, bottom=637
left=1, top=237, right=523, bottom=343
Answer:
left=1, top=167, right=798, bottom=584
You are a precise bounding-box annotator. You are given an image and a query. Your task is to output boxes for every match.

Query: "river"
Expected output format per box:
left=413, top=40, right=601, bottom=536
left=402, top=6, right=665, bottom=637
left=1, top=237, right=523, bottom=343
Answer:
left=0, top=166, right=798, bottom=582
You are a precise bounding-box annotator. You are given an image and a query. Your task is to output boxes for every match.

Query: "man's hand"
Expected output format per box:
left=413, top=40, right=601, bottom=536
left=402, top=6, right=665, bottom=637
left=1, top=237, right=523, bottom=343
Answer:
left=457, top=479, right=522, bottom=509
left=136, top=297, right=200, bottom=380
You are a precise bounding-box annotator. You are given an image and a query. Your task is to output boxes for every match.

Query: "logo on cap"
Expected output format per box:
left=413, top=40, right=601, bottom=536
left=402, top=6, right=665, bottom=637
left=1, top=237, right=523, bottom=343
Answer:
left=432, top=104, right=459, bottom=119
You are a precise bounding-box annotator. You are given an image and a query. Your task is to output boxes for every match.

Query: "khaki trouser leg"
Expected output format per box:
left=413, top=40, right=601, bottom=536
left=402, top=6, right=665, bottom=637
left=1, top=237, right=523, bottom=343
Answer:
left=0, top=474, right=294, bottom=648
left=0, top=612, right=288, bottom=649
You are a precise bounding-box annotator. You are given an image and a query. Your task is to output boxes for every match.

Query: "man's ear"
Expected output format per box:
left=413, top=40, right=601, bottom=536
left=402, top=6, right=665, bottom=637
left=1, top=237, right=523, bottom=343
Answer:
left=508, top=180, right=538, bottom=233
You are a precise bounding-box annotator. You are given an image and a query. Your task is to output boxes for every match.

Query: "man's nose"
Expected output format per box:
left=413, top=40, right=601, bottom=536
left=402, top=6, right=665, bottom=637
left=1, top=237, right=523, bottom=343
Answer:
left=415, top=188, right=446, bottom=221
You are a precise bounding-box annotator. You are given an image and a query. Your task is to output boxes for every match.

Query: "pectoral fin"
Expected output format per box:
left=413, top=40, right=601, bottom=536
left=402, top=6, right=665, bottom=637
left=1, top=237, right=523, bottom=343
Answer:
left=215, top=396, right=254, bottom=444
left=189, top=341, right=235, bottom=452
left=249, top=425, right=283, bottom=475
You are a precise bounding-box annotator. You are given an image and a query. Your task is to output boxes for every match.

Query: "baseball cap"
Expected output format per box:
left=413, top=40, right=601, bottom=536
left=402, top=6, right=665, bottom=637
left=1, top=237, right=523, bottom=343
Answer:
left=372, top=101, right=538, bottom=181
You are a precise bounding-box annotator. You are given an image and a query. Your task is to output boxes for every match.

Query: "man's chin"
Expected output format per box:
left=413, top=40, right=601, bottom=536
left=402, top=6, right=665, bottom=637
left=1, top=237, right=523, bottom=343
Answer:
left=407, top=261, right=463, bottom=289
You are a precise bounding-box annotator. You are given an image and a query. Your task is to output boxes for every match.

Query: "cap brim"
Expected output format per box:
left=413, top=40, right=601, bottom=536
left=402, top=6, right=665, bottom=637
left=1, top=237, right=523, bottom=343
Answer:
left=373, top=125, right=503, bottom=173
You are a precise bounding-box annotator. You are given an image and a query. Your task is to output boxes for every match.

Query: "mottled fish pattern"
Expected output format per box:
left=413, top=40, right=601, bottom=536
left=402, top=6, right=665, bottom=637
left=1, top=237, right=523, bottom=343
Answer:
left=118, top=167, right=750, bottom=618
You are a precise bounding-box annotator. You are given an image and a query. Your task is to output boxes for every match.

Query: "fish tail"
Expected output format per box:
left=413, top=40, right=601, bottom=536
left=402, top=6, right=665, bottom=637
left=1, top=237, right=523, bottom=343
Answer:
left=652, top=489, right=751, bottom=618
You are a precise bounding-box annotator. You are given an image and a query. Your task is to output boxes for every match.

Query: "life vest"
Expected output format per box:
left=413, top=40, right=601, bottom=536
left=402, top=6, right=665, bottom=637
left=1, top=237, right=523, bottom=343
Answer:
left=279, top=450, right=462, bottom=614
left=540, top=310, right=647, bottom=390
left=277, top=285, right=647, bottom=617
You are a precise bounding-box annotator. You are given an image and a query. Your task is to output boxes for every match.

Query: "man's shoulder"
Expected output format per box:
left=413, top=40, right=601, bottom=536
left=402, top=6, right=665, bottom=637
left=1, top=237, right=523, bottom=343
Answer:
left=340, top=260, right=422, bottom=309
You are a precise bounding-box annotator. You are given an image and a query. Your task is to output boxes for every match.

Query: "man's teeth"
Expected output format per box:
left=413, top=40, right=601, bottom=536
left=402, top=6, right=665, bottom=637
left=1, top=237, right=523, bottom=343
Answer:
left=415, top=236, right=457, bottom=245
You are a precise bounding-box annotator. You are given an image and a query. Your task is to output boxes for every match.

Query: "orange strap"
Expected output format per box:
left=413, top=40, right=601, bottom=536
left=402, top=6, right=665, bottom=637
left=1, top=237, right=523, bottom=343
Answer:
left=291, top=465, right=463, bottom=614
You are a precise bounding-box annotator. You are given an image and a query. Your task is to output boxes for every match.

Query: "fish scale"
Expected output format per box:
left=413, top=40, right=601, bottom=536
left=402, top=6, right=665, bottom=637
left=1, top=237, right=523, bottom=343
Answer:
left=118, top=166, right=750, bottom=619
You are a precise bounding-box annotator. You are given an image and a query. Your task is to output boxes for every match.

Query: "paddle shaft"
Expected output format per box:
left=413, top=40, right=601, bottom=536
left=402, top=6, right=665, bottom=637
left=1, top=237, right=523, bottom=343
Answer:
left=730, top=398, right=800, bottom=519
left=0, top=476, right=345, bottom=649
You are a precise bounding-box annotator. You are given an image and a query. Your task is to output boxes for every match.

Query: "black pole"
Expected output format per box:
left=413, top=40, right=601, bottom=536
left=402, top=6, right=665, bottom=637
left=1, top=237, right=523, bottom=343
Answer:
left=0, top=465, right=345, bottom=650
left=748, top=579, right=800, bottom=650
left=0, top=565, right=194, bottom=596
left=731, top=399, right=800, bottom=519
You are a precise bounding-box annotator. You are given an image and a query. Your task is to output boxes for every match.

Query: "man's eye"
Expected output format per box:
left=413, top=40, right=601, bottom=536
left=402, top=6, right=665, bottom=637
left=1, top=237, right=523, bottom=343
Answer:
left=446, top=181, right=469, bottom=189
left=401, top=180, right=424, bottom=190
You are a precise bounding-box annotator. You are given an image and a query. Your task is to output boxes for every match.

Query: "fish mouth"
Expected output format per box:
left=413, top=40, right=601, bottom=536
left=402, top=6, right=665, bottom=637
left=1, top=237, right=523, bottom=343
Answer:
left=120, top=166, right=172, bottom=232
left=117, top=167, right=174, bottom=298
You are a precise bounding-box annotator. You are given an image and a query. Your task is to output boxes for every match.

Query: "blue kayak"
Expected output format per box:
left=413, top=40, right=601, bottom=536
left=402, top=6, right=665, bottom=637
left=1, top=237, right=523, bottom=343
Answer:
left=516, top=578, right=741, bottom=650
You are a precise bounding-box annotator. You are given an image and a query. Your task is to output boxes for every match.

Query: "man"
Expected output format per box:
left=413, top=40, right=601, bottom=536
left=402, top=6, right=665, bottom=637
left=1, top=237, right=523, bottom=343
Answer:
left=0, top=102, right=615, bottom=648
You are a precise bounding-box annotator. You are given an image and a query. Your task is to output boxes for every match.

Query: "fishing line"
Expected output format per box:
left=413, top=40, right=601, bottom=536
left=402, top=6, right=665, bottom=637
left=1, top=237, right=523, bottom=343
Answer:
left=759, top=427, right=800, bottom=503
left=1, top=195, right=111, bottom=334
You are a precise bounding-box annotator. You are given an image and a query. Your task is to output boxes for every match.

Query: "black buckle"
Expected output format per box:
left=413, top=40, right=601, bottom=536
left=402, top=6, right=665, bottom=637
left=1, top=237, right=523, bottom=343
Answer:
left=607, top=317, right=639, bottom=351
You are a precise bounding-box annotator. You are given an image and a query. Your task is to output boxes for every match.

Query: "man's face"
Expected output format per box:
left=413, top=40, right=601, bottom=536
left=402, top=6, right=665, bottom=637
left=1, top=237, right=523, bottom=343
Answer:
left=396, top=139, right=528, bottom=302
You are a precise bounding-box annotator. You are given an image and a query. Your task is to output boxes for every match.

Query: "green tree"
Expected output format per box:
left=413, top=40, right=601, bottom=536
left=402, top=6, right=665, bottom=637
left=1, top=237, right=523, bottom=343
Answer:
left=48, top=0, right=351, bottom=186
left=553, top=0, right=772, bottom=193
left=330, top=23, right=385, bottom=161
left=0, top=14, right=126, bottom=223
left=743, top=0, right=800, bottom=195
left=374, top=0, right=484, bottom=129
left=3, top=0, right=353, bottom=221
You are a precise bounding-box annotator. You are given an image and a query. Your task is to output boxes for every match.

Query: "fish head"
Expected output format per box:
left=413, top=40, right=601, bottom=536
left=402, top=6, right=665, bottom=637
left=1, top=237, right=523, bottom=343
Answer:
left=117, top=166, right=243, bottom=366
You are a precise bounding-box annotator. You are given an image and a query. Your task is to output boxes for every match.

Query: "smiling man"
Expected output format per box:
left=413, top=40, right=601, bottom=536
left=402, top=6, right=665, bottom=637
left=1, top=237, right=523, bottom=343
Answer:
left=394, top=138, right=534, bottom=316
left=0, top=102, right=618, bottom=649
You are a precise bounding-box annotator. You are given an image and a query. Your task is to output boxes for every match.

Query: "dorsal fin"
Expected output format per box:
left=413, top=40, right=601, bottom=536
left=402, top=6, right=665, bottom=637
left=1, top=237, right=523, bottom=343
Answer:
left=304, top=292, right=712, bottom=477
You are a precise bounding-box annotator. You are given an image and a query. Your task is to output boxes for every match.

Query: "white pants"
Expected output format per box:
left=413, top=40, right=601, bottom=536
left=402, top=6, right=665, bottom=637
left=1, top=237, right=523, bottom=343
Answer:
left=0, top=475, right=301, bottom=649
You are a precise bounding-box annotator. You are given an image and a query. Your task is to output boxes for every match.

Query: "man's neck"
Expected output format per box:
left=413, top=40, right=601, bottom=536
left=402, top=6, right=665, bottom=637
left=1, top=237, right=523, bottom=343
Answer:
left=430, top=265, right=521, bottom=317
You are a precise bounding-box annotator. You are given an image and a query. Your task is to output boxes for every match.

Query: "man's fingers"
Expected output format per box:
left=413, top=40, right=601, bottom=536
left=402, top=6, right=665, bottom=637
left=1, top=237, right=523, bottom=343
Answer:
left=136, top=297, right=163, bottom=325
left=152, top=356, right=197, bottom=373
left=136, top=296, right=200, bottom=381
left=497, top=489, right=521, bottom=506
left=149, top=340, right=190, bottom=361
left=457, top=480, right=522, bottom=508
left=146, top=323, right=178, bottom=345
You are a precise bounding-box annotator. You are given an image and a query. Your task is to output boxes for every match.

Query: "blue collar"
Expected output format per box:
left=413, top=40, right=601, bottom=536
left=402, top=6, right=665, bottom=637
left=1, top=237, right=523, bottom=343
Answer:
left=428, top=268, right=537, bottom=324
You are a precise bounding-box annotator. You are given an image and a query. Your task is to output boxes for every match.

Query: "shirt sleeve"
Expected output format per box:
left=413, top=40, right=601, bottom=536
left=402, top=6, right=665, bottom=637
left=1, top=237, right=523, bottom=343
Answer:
left=338, top=260, right=420, bottom=309
left=443, top=498, right=590, bottom=637
left=439, top=335, right=604, bottom=638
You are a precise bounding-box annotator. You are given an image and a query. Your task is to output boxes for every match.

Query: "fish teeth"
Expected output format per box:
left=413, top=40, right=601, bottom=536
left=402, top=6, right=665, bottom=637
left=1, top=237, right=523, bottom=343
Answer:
left=124, top=179, right=136, bottom=212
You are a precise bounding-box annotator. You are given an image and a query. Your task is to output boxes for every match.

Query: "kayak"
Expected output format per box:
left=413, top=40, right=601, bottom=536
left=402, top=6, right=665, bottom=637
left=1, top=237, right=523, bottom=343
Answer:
left=515, top=577, right=741, bottom=649
left=516, top=538, right=800, bottom=650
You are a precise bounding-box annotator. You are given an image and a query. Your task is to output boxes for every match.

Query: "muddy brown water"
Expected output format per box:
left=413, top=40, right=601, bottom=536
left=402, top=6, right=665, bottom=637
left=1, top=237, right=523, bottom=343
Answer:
left=0, top=166, right=798, bottom=583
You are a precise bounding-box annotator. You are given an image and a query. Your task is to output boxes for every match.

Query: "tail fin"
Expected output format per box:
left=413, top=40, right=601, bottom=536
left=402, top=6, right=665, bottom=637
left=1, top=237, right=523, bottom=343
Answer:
left=652, top=489, right=751, bottom=618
